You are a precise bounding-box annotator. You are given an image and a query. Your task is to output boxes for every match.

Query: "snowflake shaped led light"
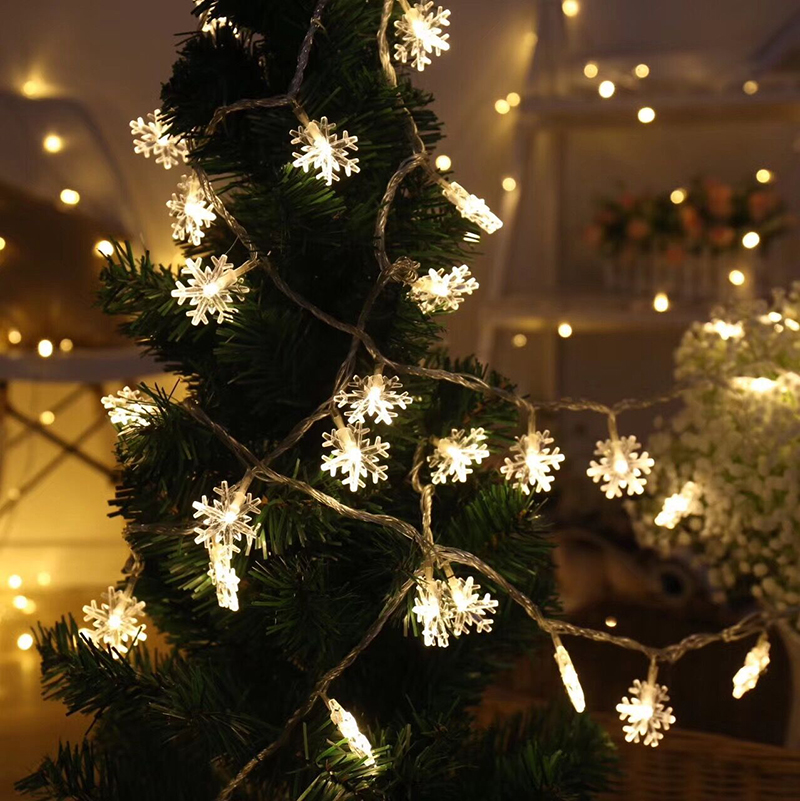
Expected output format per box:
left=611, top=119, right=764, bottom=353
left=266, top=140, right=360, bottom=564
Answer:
left=408, top=265, right=479, bottom=314
left=412, top=575, right=497, bottom=647
left=129, top=108, right=189, bottom=170
left=501, top=430, right=565, bottom=494
left=587, top=435, right=654, bottom=499
left=101, top=386, right=158, bottom=434
left=335, top=373, right=412, bottom=425
left=654, top=481, right=701, bottom=529
left=321, top=423, right=390, bottom=492
left=171, top=255, right=251, bottom=326
left=412, top=580, right=451, bottom=648
left=82, top=586, right=147, bottom=656
left=192, top=479, right=261, bottom=553
left=290, top=117, right=360, bottom=186
left=442, top=181, right=503, bottom=234
left=732, top=633, right=770, bottom=699
left=328, top=698, right=375, bottom=765
left=167, top=172, right=217, bottom=246
left=428, top=427, right=489, bottom=484
left=616, top=676, right=676, bottom=747
left=394, top=2, right=451, bottom=72
left=207, top=544, right=241, bottom=612
left=446, top=575, right=499, bottom=637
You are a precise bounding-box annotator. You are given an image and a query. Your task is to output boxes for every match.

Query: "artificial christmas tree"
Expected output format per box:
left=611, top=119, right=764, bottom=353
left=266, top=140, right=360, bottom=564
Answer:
left=17, top=1, right=616, bottom=799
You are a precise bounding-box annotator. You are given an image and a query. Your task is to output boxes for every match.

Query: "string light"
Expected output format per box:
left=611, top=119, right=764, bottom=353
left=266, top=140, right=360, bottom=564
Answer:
left=743, top=80, right=759, bottom=95
left=561, top=0, right=580, bottom=17
left=502, top=177, right=517, bottom=192
left=321, top=422, right=390, bottom=492
left=494, top=98, right=511, bottom=115
left=0, top=236, right=5, bottom=251
left=334, top=372, right=413, bottom=425
left=441, top=181, right=503, bottom=233
left=512, top=333, right=527, bottom=348
left=39, top=411, right=55, bottom=426
left=413, top=579, right=451, bottom=647
left=728, top=269, right=746, bottom=286
left=13, top=595, right=29, bottom=610
left=8, top=575, right=23, bottom=589
left=167, top=173, right=217, bottom=245
left=59, top=188, right=80, bottom=206
left=130, top=108, right=188, bottom=170
left=59, top=338, right=73, bottom=353
left=506, top=92, right=521, bottom=108
left=171, top=254, right=252, bottom=325
left=207, top=543, right=241, bottom=612
left=42, top=134, right=63, bottom=153
left=605, top=616, right=618, bottom=628
left=742, top=231, right=760, bottom=249
left=8, top=329, right=21, bottom=345
left=730, top=376, right=777, bottom=393
left=37, top=339, right=54, bottom=358
left=82, top=586, right=147, bottom=656
left=587, top=433, right=654, bottom=499
left=553, top=635, right=585, bottom=713
left=37, top=572, right=51, bottom=587
left=557, top=321, right=573, bottom=338
left=327, top=698, right=375, bottom=765
left=653, top=291, right=669, bottom=312
left=95, top=239, right=114, bottom=257
left=583, top=62, right=599, bottom=79
left=732, top=633, right=770, bottom=699
left=429, top=428, right=489, bottom=484
left=616, top=666, right=676, bottom=747
left=634, top=63, right=650, bottom=79
left=290, top=117, right=360, bottom=186
left=434, top=153, right=451, bottom=170
left=670, top=188, right=687, bottom=204
left=637, top=106, right=656, bottom=124
left=598, top=80, right=615, bottom=99
left=17, top=633, right=34, bottom=651
left=393, top=1, right=451, bottom=72
left=756, top=168, right=773, bottom=184
left=102, top=386, right=158, bottom=433
left=501, top=429, right=565, bottom=494
left=192, top=480, right=261, bottom=553
left=408, top=265, right=479, bottom=313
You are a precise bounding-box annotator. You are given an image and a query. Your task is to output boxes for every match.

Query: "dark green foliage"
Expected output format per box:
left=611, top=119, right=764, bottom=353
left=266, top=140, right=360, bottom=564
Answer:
left=19, top=1, right=615, bottom=799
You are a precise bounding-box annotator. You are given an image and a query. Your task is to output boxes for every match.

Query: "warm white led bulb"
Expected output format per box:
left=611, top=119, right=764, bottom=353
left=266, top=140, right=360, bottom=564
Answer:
left=327, top=698, right=375, bottom=765
left=553, top=638, right=585, bottom=713
left=335, top=373, right=412, bottom=425
left=616, top=672, right=675, bottom=747
left=501, top=430, right=564, bottom=494
left=130, top=109, right=189, bottom=170
left=291, top=117, right=360, bottom=186
left=428, top=428, right=489, bottom=484
left=638, top=107, right=656, bottom=124
left=742, top=231, right=760, bottom=250
left=655, top=482, right=700, bottom=529
left=588, top=435, right=654, bottom=499
left=394, top=2, right=451, bottom=72
left=321, top=423, right=390, bottom=492
left=598, top=80, right=615, bottom=99
left=442, top=182, right=503, bottom=234
left=82, top=586, right=147, bottom=656
left=171, top=254, right=251, bottom=325
left=102, top=386, right=158, bottom=434
left=167, top=173, right=217, bottom=245
left=732, top=633, right=770, bottom=699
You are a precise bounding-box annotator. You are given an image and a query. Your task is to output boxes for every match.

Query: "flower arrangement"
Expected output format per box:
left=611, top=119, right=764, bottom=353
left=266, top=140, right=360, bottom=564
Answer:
left=585, top=177, right=792, bottom=263
left=630, top=285, right=800, bottom=626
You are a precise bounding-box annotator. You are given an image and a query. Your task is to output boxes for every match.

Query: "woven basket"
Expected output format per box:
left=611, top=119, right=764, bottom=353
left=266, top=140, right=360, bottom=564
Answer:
left=594, top=712, right=800, bottom=801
